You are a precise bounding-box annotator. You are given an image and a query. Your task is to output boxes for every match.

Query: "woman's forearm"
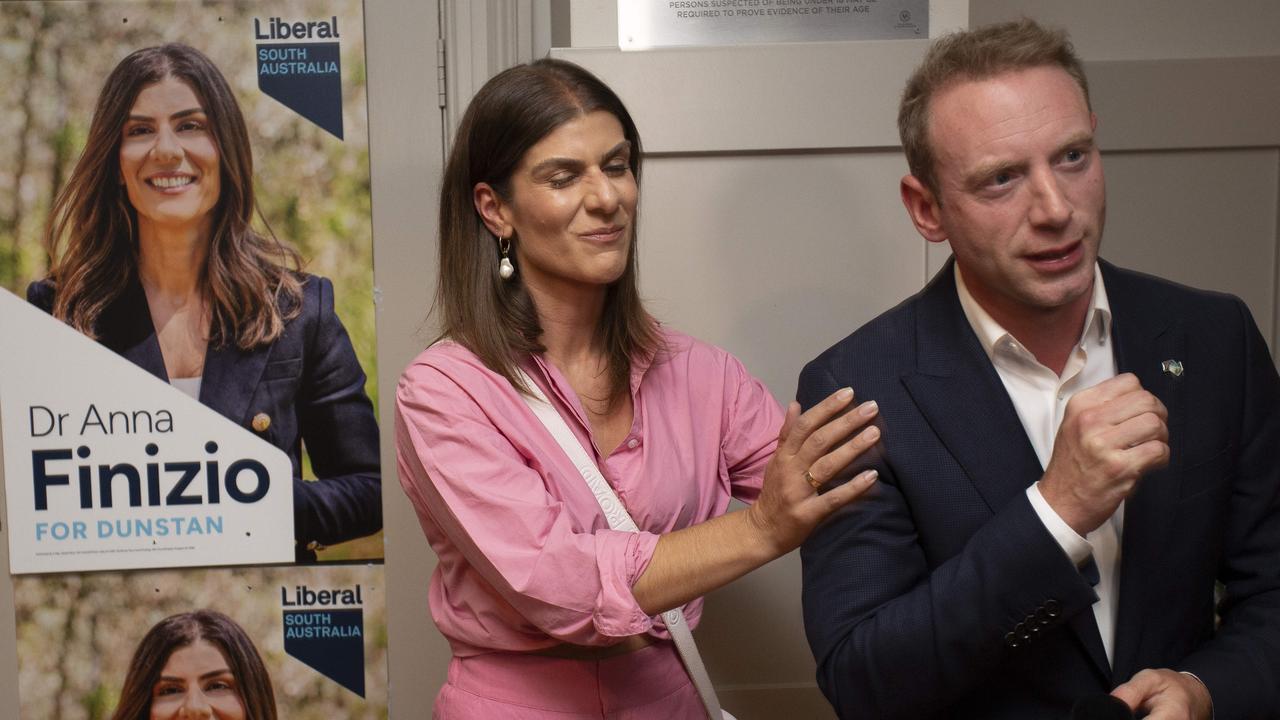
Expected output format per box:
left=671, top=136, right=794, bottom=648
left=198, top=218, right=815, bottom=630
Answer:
left=630, top=391, right=881, bottom=616
left=631, top=506, right=780, bottom=615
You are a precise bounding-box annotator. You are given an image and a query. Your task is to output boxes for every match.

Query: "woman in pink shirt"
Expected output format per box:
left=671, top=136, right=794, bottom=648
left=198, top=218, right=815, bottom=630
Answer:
left=395, top=58, right=881, bottom=719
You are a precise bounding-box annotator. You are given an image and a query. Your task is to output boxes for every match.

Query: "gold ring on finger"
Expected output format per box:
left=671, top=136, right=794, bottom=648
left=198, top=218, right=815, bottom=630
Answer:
left=804, top=470, right=823, bottom=490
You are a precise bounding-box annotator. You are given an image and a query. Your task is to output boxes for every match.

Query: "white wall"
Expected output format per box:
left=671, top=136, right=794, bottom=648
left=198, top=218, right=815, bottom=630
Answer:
left=973, top=0, right=1280, bottom=61
left=363, top=2, right=453, bottom=714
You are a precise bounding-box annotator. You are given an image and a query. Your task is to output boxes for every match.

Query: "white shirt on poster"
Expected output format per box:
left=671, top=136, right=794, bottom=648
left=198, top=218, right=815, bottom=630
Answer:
left=170, top=376, right=203, bottom=401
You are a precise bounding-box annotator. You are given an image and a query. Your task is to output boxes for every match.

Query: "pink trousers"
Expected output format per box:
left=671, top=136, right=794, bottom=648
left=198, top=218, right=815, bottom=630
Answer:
left=434, top=641, right=707, bottom=719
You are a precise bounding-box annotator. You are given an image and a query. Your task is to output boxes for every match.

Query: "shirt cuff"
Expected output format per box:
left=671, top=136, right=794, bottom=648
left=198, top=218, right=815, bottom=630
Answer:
left=1179, top=671, right=1214, bottom=720
left=592, top=529, right=660, bottom=637
left=1026, top=483, right=1093, bottom=566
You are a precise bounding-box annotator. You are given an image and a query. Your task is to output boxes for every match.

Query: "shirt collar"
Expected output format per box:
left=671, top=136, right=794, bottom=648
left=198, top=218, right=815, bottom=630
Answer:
left=954, top=261, right=1112, bottom=362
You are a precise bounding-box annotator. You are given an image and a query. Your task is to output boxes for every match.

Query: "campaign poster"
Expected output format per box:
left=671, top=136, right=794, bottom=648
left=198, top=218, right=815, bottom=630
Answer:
left=0, top=0, right=383, bottom=569
left=13, top=564, right=388, bottom=719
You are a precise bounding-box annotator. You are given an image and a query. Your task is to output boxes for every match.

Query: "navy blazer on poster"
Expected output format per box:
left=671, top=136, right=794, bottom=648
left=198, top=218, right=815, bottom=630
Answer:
left=28, top=274, right=382, bottom=562
left=797, top=260, right=1280, bottom=719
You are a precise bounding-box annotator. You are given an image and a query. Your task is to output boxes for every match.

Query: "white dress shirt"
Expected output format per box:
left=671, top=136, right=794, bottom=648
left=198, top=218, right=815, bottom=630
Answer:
left=170, top=376, right=203, bottom=400
left=955, top=263, right=1123, bottom=665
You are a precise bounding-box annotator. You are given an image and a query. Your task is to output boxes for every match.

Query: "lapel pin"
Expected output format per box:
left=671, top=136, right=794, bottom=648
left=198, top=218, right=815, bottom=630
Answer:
left=251, top=412, right=271, bottom=432
left=1161, top=359, right=1184, bottom=377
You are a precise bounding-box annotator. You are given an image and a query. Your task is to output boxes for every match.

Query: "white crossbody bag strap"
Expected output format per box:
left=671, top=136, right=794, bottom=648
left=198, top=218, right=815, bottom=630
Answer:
left=515, top=368, right=730, bottom=720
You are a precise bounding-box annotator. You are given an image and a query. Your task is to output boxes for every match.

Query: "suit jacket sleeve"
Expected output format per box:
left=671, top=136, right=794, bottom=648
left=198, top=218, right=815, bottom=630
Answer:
left=797, top=359, right=1099, bottom=719
left=291, top=276, right=383, bottom=547
left=1176, top=298, right=1280, bottom=718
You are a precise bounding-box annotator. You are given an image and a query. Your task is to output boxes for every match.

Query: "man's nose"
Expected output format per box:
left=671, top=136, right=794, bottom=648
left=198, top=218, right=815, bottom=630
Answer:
left=1027, top=169, right=1072, bottom=229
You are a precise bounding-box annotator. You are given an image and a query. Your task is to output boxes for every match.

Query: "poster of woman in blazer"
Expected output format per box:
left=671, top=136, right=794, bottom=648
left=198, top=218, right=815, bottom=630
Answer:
left=3, top=2, right=382, bottom=564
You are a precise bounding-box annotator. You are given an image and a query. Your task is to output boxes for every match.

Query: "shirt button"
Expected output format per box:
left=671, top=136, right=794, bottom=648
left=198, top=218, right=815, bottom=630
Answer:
left=627, top=438, right=639, bottom=449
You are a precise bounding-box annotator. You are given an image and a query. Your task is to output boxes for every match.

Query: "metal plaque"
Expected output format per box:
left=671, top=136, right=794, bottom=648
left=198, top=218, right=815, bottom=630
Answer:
left=619, top=0, right=929, bottom=50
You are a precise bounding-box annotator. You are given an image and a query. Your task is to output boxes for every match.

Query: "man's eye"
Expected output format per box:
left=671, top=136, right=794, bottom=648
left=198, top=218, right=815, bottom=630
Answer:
left=604, top=163, right=628, bottom=176
left=548, top=174, right=575, bottom=188
left=991, top=172, right=1012, bottom=186
left=1064, top=149, right=1083, bottom=162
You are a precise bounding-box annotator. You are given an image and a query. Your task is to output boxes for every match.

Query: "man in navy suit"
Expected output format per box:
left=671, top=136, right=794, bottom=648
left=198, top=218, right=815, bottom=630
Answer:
left=798, top=19, right=1280, bottom=719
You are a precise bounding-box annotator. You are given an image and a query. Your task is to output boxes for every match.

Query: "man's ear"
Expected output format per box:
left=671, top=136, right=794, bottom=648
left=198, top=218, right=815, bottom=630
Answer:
left=900, top=174, right=948, bottom=244
left=473, top=182, right=511, bottom=238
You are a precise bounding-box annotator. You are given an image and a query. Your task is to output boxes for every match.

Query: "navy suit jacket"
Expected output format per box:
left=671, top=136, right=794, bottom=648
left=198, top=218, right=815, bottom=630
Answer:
left=29, top=274, right=382, bottom=562
left=798, top=260, right=1280, bottom=719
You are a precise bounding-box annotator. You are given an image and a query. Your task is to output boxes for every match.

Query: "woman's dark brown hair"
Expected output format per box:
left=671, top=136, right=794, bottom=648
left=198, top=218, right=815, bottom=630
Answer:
left=43, top=43, right=301, bottom=349
left=110, top=609, right=278, bottom=720
left=436, top=58, right=660, bottom=399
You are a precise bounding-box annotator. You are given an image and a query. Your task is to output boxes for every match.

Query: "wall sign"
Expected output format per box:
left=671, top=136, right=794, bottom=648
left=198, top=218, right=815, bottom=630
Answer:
left=619, top=0, right=929, bottom=50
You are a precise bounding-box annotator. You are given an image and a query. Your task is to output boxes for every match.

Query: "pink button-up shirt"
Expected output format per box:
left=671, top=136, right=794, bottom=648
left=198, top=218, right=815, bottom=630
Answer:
left=395, top=329, right=783, bottom=656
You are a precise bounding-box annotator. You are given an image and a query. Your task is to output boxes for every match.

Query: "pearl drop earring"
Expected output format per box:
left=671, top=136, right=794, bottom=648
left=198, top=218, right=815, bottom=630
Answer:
left=498, top=234, right=515, bottom=280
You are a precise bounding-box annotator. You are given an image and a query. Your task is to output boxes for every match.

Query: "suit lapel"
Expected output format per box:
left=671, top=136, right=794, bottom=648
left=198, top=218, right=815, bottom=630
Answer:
left=199, top=329, right=272, bottom=426
left=98, top=279, right=168, bottom=381
left=97, top=277, right=271, bottom=427
left=902, top=263, right=1113, bottom=681
left=901, top=265, right=1047, bottom=514
left=1104, top=263, right=1185, bottom=682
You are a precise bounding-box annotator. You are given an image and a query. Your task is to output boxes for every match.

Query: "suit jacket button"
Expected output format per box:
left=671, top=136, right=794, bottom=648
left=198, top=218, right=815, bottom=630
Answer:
left=252, top=413, right=271, bottom=432
left=1004, top=632, right=1020, bottom=649
left=1044, top=599, right=1061, bottom=618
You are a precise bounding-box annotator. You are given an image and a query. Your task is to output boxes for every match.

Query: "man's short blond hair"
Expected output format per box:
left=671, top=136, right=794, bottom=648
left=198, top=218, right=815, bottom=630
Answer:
left=898, top=18, right=1090, bottom=196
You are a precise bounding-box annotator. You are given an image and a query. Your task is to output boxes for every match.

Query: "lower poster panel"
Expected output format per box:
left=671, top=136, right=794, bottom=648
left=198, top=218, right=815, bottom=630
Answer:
left=14, top=563, right=387, bottom=719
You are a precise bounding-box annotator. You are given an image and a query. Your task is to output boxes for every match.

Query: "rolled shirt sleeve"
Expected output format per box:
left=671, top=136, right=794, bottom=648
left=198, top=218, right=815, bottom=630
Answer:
left=396, top=359, right=657, bottom=649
